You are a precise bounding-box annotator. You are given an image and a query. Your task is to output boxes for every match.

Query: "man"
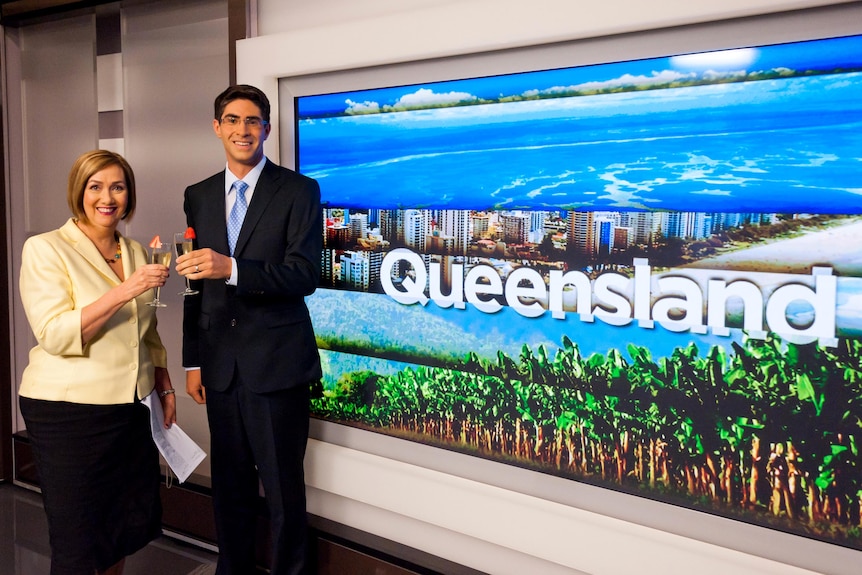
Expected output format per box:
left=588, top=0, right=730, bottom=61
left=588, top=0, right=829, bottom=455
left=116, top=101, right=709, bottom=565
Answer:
left=176, top=84, right=322, bottom=575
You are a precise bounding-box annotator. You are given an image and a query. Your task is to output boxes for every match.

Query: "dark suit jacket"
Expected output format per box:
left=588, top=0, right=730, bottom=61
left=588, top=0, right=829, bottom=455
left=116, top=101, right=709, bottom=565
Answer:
left=182, top=159, right=322, bottom=393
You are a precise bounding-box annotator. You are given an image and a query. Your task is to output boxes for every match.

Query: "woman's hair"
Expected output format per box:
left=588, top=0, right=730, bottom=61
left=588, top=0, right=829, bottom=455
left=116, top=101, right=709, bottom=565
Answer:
left=213, top=84, right=271, bottom=123
left=67, top=150, right=136, bottom=223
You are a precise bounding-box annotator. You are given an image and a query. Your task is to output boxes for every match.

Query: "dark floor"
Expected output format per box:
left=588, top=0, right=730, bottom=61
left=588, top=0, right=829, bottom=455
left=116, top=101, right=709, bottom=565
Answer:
left=0, top=482, right=218, bottom=575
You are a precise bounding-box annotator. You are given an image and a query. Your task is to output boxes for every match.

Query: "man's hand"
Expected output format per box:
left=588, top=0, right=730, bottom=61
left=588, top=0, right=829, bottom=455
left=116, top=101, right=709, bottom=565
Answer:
left=176, top=248, right=233, bottom=280
left=186, top=369, right=206, bottom=404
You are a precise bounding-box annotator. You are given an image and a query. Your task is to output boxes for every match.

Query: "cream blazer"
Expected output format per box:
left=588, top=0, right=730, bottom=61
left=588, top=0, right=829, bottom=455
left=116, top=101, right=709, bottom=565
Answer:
left=18, top=218, right=167, bottom=405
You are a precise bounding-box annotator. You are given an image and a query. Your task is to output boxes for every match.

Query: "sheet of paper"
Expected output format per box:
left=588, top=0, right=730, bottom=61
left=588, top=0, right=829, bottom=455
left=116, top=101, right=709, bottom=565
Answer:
left=142, top=391, right=206, bottom=483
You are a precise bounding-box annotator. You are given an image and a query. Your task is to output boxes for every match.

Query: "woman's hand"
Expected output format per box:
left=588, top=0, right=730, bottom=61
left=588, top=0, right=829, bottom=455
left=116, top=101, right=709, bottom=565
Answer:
left=155, top=367, right=176, bottom=429
left=122, top=263, right=169, bottom=301
left=81, top=263, right=169, bottom=346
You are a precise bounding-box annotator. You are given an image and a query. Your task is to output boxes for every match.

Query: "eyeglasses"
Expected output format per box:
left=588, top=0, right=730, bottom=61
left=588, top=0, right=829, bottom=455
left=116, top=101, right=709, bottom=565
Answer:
left=220, top=115, right=268, bottom=128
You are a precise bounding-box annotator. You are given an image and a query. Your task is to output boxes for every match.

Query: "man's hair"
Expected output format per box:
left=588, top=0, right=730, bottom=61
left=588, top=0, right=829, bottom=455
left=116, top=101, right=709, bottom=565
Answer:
left=214, top=84, right=271, bottom=123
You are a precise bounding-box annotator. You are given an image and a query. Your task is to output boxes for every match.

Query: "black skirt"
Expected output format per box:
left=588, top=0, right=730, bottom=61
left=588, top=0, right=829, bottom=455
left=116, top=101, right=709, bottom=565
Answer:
left=19, top=397, right=162, bottom=575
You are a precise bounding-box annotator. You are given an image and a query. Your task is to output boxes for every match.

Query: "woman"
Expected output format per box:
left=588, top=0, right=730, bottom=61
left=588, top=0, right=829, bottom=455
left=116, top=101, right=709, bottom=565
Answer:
left=18, top=150, right=176, bottom=575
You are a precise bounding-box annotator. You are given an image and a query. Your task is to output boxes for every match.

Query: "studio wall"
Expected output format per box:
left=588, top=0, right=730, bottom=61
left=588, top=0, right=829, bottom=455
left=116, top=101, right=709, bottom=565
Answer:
left=240, top=1, right=862, bottom=573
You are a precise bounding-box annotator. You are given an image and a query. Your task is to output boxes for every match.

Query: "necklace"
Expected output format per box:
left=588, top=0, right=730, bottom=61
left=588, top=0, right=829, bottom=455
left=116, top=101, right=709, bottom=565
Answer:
left=72, top=220, right=122, bottom=264
left=105, top=236, right=121, bottom=264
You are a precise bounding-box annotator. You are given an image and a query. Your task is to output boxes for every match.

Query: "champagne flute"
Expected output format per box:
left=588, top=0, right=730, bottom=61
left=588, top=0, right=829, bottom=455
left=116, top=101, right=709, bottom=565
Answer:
left=147, top=241, right=172, bottom=307
left=174, top=232, right=199, bottom=296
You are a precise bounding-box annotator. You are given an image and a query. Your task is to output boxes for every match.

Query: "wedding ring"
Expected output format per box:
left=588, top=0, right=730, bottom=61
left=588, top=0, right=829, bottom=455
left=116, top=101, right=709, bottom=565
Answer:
left=195, top=265, right=200, bottom=272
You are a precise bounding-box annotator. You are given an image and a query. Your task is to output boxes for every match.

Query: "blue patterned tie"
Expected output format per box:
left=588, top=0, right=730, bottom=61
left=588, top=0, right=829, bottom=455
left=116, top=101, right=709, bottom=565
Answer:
left=227, top=180, right=248, bottom=255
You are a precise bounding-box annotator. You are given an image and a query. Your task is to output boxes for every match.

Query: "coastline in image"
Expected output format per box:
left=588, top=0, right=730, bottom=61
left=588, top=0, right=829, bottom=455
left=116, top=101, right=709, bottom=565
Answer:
left=685, top=218, right=862, bottom=276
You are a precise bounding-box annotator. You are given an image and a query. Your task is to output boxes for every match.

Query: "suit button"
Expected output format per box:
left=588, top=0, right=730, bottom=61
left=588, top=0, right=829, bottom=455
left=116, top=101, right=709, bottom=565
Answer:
left=230, top=319, right=237, bottom=327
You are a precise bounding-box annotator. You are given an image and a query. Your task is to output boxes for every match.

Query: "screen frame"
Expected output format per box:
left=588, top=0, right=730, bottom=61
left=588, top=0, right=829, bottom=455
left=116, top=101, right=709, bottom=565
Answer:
left=240, top=3, right=862, bottom=572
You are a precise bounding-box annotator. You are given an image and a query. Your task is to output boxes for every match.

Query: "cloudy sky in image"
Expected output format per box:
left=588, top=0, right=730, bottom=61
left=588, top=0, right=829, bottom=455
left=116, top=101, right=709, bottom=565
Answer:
left=297, top=34, right=862, bottom=119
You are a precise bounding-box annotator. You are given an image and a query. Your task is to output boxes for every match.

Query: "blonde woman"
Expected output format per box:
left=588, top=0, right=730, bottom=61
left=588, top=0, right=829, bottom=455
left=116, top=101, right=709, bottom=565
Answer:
left=18, top=150, right=175, bottom=575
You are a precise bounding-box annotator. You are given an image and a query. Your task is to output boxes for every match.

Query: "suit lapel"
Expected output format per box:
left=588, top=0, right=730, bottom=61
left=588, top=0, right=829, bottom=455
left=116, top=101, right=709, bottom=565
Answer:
left=233, top=160, right=279, bottom=257
left=118, top=234, right=134, bottom=281
left=61, top=219, right=122, bottom=285
left=200, top=174, right=230, bottom=256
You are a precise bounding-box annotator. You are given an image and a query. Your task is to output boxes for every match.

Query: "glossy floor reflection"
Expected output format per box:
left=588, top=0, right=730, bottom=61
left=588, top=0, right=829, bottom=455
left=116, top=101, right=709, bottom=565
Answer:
left=0, top=482, right=217, bottom=575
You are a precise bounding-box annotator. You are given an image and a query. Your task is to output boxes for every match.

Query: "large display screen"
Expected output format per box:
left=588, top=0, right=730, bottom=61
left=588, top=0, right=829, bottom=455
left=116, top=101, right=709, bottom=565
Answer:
left=295, top=33, right=862, bottom=550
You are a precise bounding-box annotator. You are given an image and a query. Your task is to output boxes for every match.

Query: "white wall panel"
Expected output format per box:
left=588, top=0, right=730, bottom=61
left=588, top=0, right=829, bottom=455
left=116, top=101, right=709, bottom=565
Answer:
left=242, top=1, right=862, bottom=573
left=306, top=439, right=826, bottom=575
